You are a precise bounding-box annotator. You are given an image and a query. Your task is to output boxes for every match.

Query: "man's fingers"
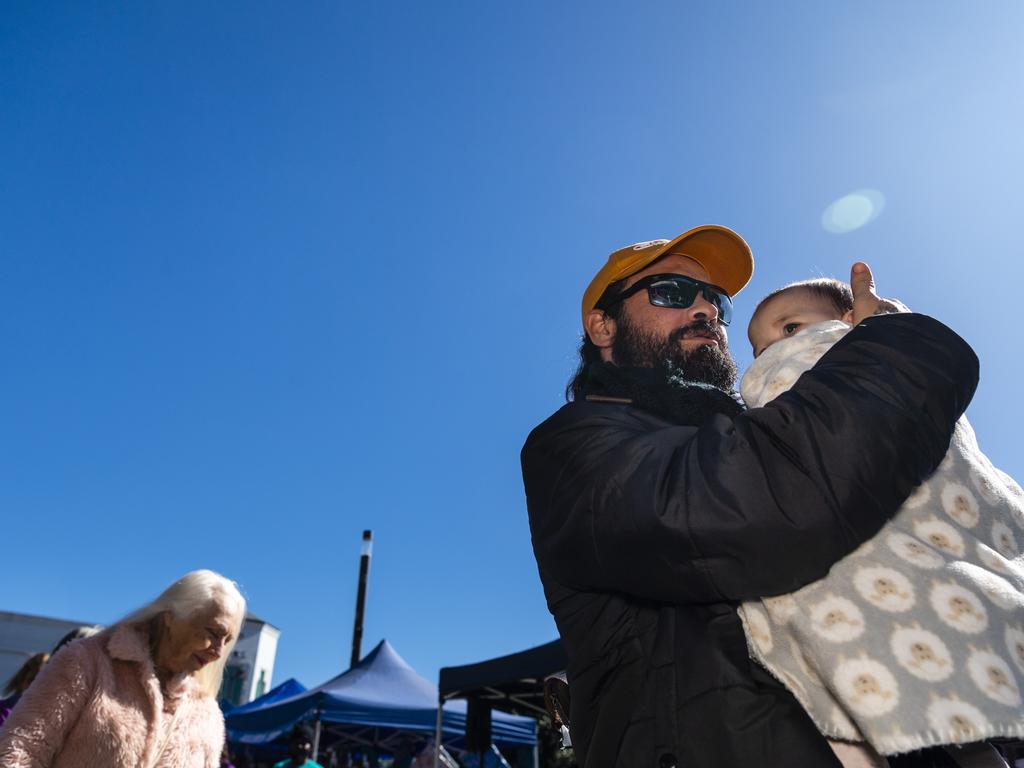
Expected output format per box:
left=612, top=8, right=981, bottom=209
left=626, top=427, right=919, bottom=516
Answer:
left=850, top=261, right=877, bottom=299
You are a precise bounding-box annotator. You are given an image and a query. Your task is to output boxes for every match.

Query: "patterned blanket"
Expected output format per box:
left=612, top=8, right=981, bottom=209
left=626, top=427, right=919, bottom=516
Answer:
left=737, top=320, right=1024, bottom=755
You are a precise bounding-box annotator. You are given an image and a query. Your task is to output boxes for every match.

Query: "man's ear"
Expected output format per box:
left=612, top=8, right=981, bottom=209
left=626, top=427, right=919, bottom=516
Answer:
left=584, top=309, right=616, bottom=352
left=842, top=308, right=855, bottom=324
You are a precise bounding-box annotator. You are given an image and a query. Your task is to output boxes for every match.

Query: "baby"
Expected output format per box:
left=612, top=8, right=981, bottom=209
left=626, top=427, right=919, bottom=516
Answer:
left=738, top=279, right=1024, bottom=766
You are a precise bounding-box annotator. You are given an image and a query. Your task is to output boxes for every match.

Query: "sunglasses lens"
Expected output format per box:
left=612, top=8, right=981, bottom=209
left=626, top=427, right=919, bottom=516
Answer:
left=708, top=290, right=733, bottom=326
left=648, top=280, right=699, bottom=308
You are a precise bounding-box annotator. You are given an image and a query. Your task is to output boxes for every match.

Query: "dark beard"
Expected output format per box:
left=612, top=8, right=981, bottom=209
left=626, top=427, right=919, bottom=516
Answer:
left=612, top=311, right=739, bottom=391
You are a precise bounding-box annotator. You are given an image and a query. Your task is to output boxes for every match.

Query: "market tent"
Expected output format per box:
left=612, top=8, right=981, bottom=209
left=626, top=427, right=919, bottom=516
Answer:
left=438, top=640, right=566, bottom=716
left=226, top=639, right=535, bottom=754
left=223, top=677, right=306, bottom=715
left=223, top=678, right=308, bottom=764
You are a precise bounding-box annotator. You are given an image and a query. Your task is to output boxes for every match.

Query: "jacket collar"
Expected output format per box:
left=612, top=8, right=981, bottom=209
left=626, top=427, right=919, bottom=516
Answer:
left=108, top=623, right=151, bottom=663
left=580, top=362, right=744, bottom=426
left=106, top=623, right=196, bottom=700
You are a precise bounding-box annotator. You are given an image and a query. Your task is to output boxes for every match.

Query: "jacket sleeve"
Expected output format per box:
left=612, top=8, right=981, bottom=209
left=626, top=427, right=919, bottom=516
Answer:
left=0, top=641, right=96, bottom=767
left=523, top=314, right=979, bottom=604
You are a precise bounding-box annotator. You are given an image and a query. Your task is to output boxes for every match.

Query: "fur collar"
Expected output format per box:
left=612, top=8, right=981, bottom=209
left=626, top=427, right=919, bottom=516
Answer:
left=107, top=624, right=151, bottom=663
left=106, top=624, right=195, bottom=699
left=580, top=362, right=744, bottom=426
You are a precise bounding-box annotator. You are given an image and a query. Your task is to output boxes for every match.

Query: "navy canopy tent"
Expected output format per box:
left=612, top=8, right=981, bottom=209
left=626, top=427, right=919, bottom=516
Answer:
left=223, top=677, right=306, bottom=715
left=226, top=639, right=535, bottom=755
left=222, top=678, right=307, bottom=763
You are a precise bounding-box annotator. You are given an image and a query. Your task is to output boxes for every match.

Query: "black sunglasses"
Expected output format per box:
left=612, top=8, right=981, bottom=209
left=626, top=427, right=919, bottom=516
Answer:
left=599, top=273, right=733, bottom=326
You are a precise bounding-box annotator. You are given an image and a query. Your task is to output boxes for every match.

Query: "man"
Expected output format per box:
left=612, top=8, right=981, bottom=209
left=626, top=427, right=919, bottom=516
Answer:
left=273, top=724, right=325, bottom=768
left=521, top=226, right=979, bottom=767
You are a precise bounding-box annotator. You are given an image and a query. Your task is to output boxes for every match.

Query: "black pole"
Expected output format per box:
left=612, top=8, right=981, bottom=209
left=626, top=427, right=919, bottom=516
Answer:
left=350, top=530, right=373, bottom=668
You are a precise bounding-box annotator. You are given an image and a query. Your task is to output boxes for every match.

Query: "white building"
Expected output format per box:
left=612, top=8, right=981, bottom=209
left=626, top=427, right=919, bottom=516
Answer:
left=218, top=612, right=280, bottom=707
left=1, top=609, right=278, bottom=708
left=0, top=611, right=94, bottom=686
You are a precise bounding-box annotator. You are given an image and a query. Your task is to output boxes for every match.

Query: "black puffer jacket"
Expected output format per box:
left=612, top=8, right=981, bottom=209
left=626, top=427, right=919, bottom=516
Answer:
left=522, top=315, right=979, bottom=768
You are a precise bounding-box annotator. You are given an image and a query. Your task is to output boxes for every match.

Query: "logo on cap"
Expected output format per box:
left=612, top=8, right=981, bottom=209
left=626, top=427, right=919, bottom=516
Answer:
left=631, top=239, right=669, bottom=251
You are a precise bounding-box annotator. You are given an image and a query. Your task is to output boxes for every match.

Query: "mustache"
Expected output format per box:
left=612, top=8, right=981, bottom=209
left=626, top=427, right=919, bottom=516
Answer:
left=668, top=320, right=725, bottom=346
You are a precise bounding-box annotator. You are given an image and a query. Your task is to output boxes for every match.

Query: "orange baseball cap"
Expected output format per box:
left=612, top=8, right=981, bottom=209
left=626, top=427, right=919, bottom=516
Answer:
left=581, top=224, right=753, bottom=327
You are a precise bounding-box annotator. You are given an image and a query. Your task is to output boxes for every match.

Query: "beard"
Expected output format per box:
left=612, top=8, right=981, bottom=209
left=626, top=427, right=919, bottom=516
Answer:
left=611, top=311, right=739, bottom=391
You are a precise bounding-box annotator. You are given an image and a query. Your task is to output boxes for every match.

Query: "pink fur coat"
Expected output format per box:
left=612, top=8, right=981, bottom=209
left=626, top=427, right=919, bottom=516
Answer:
left=0, top=624, right=225, bottom=767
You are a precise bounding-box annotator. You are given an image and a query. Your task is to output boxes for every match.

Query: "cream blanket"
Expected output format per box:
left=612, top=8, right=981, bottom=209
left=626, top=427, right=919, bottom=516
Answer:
left=737, top=320, right=1024, bottom=755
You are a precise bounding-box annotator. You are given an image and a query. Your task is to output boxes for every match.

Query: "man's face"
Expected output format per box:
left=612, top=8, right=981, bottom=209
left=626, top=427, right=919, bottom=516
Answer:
left=608, top=254, right=738, bottom=390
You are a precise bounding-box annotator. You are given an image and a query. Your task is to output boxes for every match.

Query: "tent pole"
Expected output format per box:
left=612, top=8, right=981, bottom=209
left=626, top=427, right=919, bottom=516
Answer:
left=433, top=698, right=443, bottom=768
left=312, top=716, right=322, bottom=762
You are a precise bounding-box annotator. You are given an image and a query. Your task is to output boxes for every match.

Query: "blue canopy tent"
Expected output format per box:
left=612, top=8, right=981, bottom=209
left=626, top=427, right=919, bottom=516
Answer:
left=223, top=677, right=306, bottom=715
left=226, top=639, right=535, bottom=761
left=222, top=678, right=307, bottom=763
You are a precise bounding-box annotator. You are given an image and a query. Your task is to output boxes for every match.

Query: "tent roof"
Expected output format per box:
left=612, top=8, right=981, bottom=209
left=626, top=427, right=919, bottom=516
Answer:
left=226, top=639, right=535, bottom=748
left=307, top=638, right=437, bottom=708
left=438, top=640, right=566, bottom=716
left=224, top=678, right=306, bottom=715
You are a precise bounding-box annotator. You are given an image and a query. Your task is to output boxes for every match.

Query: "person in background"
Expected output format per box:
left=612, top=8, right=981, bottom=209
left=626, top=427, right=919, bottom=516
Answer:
left=0, top=625, right=105, bottom=728
left=0, top=569, right=246, bottom=767
left=273, top=724, right=325, bottom=768
left=50, top=625, right=102, bottom=656
left=0, top=653, right=49, bottom=727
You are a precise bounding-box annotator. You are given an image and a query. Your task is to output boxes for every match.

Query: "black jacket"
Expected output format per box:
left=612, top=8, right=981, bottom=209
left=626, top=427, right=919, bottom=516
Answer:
left=522, top=314, right=979, bottom=768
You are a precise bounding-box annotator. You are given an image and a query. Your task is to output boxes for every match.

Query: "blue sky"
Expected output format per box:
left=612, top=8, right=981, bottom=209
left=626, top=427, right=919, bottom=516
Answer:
left=2, top=1, right=1023, bottom=689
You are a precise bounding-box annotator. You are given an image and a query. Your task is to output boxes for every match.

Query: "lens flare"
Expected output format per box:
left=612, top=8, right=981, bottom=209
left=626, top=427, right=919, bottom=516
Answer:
left=822, top=189, right=886, bottom=234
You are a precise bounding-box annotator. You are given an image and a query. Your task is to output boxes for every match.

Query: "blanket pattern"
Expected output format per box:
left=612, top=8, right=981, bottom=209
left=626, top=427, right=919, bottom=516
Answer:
left=737, top=321, right=1024, bottom=755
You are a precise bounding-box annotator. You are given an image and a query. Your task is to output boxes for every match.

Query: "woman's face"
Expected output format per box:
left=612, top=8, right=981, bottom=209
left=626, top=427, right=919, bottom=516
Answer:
left=156, top=603, right=236, bottom=676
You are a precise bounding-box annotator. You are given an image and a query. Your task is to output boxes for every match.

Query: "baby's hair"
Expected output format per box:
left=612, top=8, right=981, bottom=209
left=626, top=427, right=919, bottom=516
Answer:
left=755, top=278, right=853, bottom=318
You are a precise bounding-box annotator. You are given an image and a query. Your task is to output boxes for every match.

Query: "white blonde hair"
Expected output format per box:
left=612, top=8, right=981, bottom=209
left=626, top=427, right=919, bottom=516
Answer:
left=121, top=569, right=247, bottom=698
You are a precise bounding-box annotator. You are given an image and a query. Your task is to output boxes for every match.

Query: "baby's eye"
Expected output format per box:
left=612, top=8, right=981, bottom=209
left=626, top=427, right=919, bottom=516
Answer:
left=783, top=322, right=801, bottom=335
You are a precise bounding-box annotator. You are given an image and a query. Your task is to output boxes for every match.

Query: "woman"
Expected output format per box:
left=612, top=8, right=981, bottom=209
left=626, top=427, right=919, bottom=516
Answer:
left=0, top=569, right=246, bottom=768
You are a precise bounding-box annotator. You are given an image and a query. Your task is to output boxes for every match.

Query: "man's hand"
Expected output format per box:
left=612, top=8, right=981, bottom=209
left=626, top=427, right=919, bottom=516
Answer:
left=851, top=262, right=910, bottom=324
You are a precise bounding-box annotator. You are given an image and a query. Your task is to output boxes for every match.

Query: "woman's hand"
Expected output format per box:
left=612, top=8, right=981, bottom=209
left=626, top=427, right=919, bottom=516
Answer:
left=851, top=262, right=910, bottom=324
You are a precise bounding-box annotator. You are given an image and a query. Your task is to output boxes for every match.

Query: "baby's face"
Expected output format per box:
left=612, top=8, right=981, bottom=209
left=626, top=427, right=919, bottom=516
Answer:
left=748, top=290, right=845, bottom=357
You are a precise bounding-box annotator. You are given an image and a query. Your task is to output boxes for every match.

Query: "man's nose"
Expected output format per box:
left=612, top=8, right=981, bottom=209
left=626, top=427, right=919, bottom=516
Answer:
left=687, top=292, right=719, bottom=324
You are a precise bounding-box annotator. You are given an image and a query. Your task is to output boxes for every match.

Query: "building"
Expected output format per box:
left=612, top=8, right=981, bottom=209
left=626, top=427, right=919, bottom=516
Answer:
left=218, top=612, right=280, bottom=707
left=0, top=611, right=95, bottom=686
left=0, top=609, right=278, bottom=708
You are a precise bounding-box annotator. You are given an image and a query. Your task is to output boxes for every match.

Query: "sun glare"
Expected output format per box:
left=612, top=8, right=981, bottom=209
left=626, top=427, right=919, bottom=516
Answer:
left=821, top=189, right=886, bottom=234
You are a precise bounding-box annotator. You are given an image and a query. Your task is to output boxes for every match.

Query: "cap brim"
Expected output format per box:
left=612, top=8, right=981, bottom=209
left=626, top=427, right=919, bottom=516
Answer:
left=651, top=225, right=753, bottom=297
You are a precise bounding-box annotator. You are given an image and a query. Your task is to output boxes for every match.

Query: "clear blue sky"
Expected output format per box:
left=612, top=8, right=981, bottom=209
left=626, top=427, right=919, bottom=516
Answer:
left=2, top=2, right=1023, bottom=689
